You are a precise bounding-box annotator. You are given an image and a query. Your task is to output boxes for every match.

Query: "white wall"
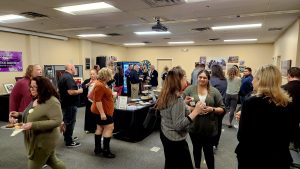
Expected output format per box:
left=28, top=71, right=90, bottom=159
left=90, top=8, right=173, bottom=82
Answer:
left=274, top=19, right=300, bottom=84
left=274, top=19, right=300, bottom=67
left=127, top=44, right=274, bottom=81
left=0, top=32, right=127, bottom=94
left=1, top=19, right=300, bottom=94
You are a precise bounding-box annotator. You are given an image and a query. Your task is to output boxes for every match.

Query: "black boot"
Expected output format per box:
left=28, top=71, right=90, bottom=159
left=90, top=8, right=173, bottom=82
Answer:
left=103, top=137, right=115, bottom=158
left=94, top=134, right=102, bottom=155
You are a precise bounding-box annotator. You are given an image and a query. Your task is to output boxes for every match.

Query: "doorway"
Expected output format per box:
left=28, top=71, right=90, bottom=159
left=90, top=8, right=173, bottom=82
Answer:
left=157, top=58, right=172, bottom=88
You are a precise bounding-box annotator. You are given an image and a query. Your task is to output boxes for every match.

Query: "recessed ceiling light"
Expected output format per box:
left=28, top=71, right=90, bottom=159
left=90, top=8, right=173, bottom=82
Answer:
left=54, top=2, right=121, bottom=15
left=123, top=43, right=146, bottom=46
left=0, top=14, right=32, bottom=23
left=168, top=41, right=195, bottom=44
left=212, top=24, right=262, bottom=30
left=77, top=34, right=107, bottom=37
left=224, top=39, right=257, bottom=42
left=134, top=31, right=171, bottom=35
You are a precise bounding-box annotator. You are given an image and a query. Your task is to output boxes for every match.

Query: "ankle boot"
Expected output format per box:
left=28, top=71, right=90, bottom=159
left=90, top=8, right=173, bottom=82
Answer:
left=103, top=137, right=115, bottom=158
left=94, top=134, right=102, bottom=155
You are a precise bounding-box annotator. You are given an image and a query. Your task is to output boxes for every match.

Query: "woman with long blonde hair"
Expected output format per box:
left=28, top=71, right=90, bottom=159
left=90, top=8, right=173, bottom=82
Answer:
left=235, top=64, right=297, bottom=169
left=156, top=66, right=204, bottom=169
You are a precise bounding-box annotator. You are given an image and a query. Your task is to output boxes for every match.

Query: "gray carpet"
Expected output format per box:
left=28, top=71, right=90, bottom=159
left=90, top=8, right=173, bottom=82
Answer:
left=0, top=107, right=238, bottom=169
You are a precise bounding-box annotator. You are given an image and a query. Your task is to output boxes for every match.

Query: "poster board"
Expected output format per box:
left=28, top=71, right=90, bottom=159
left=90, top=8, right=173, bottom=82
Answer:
left=281, top=60, right=292, bottom=77
left=0, top=51, right=23, bottom=72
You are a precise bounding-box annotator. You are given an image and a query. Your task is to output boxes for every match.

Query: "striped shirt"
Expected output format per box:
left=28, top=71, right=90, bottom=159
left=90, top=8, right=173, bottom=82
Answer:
left=160, top=97, right=191, bottom=141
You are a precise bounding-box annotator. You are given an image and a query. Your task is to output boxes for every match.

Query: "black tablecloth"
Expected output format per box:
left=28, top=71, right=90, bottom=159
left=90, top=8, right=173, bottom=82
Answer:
left=0, top=94, right=9, bottom=122
left=113, top=104, right=154, bottom=142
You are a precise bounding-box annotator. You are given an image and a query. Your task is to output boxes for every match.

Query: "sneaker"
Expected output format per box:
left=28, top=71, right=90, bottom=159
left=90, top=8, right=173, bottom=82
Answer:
left=42, top=165, right=48, bottom=168
left=73, top=136, right=79, bottom=141
left=66, top=141, right=81, bottom=148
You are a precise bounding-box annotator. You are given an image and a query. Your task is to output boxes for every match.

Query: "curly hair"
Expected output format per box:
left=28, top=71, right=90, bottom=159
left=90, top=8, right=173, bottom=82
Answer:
left=227, top=67, right=238, bottom=80
left=211, top=64, right=225, bottom=80
left=98, top=67, right=113, bottom=81
left=31, top=76, right=59, bottom=104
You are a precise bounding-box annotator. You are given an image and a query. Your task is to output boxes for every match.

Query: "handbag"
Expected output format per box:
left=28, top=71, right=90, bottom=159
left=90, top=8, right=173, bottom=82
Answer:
left=143, top=106, right=161, bottom=130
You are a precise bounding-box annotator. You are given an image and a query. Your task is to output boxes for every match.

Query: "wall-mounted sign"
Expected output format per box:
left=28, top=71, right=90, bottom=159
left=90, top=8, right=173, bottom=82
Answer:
left=0, top=51, right=23, bottom=72
left=281, top=60, right=292, bottom=77
left=85, top=58, right=90, bottom=70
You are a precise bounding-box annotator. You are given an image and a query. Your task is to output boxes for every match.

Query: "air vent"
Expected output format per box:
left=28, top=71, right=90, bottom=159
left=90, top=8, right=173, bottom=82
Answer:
left=163, top=37, right=171, bottom=40
left=106, top=33, right=122, bottom=36
left=192, top=27, right=211, bottom=31
left=268, top=27, right=283, bottom=31
left=20, top=12, right=48, bottom=18
left=143, top=0, right=184, bottom=7
left=143, top=41, right=152, bottom=44
left=209, top=38, right=220, bottom=41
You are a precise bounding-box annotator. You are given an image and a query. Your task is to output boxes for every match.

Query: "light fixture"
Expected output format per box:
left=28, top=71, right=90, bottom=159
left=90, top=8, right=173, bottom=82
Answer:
left=77, top=34, right=107, bottom=37
left=224, top=39, right=257, bottom=42
left=185, top=0, right=209, bottom=3
left=168, top=41, right=195, bottom=45
left=134, top=31, right=171, bottom=35
left=123, top=43, right=146, bottom=46
left=0, top=26, right=68, bottom=40
left=0, top=14, right=32, bottom=23
left=54, top=2, right=121, bottom=15
left=211, top=24, right=262, bottom=30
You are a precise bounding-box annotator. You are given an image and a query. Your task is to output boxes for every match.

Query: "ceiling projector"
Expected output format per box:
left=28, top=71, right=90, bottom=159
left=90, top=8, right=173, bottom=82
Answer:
left=152, top=18, right=168, bottom=32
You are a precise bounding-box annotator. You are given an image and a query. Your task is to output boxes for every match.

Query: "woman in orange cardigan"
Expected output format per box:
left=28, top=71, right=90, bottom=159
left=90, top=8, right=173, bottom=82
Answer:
left=91, top=67, right=116, bottom=158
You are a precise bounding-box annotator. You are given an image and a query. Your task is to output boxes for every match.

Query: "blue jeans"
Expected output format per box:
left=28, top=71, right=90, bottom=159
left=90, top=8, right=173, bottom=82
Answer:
left=62, top=106, right=77, bottom=145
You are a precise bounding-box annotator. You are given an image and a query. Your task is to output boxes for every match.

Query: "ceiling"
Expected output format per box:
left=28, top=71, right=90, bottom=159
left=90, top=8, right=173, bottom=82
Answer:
left=0, top=0, right=299, bottom=47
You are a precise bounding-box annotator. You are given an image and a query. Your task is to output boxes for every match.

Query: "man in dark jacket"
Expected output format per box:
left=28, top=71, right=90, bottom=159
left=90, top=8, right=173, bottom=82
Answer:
left=125, top=64, right=133, bottom=97
left=282, top=67, right=300, bottom=151
left=130, top=64, right=141, bottom=99
left=148, top=65, right=158, bottom=88
left=239, top=67, right=253, bottom=105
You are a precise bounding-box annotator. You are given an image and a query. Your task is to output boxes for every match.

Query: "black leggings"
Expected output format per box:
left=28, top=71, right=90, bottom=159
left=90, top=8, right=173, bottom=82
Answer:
left=189, top=133, right=215, bottom=169
left=160, top=131, right=193, bottom=169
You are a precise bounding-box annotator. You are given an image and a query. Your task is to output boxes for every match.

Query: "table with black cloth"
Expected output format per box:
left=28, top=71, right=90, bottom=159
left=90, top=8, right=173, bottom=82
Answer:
left=0, top=94, right=9, bottom=122
left=113, top=103, right=155, bottom=142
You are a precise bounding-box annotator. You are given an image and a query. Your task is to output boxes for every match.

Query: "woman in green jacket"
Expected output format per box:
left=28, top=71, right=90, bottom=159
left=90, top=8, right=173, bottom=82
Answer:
left=9, top=76, right=66, bottom=169
left=183, top=70, right=225, bottom=169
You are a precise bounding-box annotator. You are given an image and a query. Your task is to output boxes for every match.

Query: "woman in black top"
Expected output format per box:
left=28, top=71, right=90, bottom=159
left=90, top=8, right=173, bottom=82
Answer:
left=235, top=65, right=297, bottom=169
left=82, top=69, right=98, bottom=133
left=113, top=66, right=124, bottom=96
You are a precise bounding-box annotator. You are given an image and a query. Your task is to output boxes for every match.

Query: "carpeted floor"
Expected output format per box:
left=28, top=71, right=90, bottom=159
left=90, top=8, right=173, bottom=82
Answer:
left=0, top=107, right=239, bottom=169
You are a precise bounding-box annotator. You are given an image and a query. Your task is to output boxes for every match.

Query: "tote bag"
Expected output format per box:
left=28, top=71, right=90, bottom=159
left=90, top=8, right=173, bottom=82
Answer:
left=143, top=106, right=161, bottom=131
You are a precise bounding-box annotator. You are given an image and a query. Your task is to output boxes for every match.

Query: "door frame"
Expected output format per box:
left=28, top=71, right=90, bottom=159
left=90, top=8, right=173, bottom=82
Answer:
left=156, top=58, right=173, bottom=68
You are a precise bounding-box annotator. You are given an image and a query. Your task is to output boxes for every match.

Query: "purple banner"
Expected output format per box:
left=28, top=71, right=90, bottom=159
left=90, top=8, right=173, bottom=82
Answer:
left=0, top=51, right=23, bottom=72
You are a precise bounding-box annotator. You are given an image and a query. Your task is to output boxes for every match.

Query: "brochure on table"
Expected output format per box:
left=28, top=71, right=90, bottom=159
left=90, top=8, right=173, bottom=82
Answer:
left=117, top=96, right=128, bottom=109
